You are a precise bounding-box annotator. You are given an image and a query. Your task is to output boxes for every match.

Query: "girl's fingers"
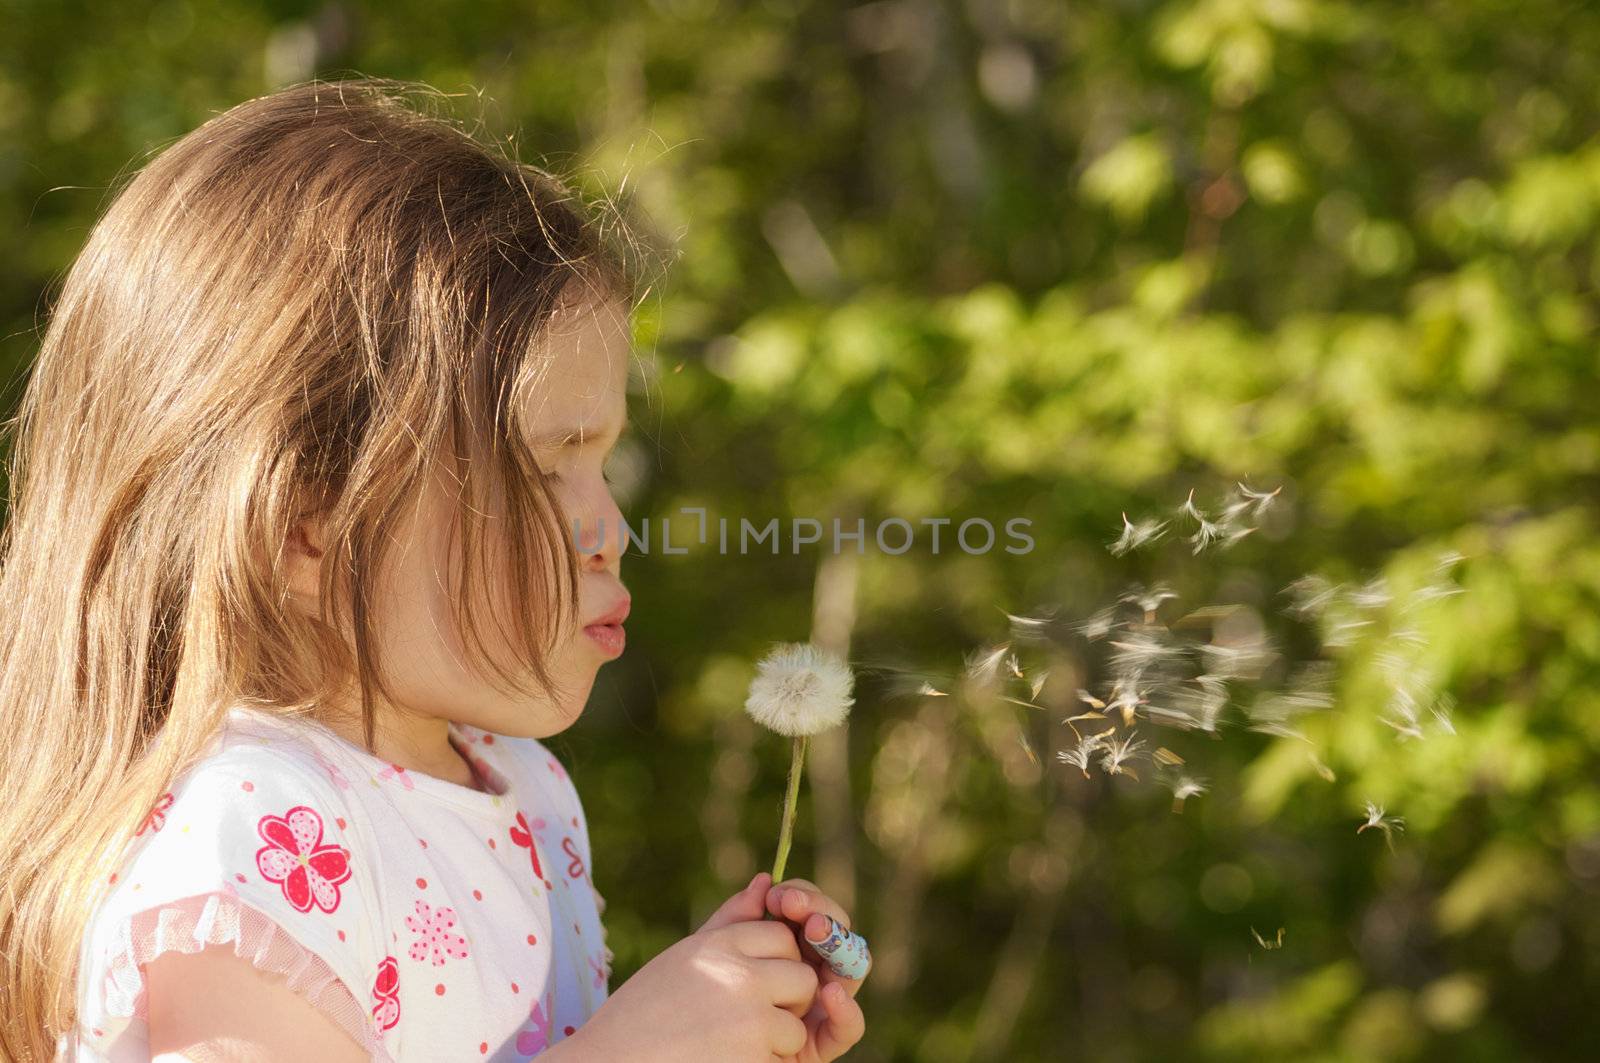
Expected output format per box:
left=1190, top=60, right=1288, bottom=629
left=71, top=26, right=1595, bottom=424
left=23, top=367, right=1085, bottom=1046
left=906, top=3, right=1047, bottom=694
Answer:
left=700, top=872, right=772, bottom=933
left=751, top=956, right=821, bottom=1013
left=801, top=913, right=871, bottom=989
left=810, top=980, right=866, bottom=1062
left=767, top=878, right=851, bottom=931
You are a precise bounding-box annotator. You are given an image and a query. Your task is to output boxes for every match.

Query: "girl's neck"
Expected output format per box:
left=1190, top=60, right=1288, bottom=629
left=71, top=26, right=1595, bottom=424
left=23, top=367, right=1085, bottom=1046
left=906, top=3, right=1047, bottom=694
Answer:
left=317, top=688, right=486, bottom=792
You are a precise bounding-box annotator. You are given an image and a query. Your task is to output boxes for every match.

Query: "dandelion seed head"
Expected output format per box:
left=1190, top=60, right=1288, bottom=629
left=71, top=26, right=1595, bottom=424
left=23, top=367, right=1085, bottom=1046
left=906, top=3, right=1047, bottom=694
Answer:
left=744, top=643, right=855, bottom=737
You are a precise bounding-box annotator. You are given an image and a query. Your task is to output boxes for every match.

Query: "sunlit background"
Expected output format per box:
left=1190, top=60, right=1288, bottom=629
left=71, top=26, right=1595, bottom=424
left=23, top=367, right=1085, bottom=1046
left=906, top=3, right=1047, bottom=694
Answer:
left=5, top=2, right=1600, bottom=1060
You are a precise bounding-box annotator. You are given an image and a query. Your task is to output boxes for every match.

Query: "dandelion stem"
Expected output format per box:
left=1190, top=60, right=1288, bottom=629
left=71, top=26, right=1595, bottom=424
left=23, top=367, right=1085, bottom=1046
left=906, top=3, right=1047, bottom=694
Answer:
left=771, top=734, right=809, bottom=884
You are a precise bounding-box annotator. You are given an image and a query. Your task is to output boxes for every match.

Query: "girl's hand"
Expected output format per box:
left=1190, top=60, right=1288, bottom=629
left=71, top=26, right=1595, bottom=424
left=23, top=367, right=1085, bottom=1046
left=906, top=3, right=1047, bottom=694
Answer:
left=765, top=877, right=869, bottom=1062
left=563, top=872, right=819, bottom=1063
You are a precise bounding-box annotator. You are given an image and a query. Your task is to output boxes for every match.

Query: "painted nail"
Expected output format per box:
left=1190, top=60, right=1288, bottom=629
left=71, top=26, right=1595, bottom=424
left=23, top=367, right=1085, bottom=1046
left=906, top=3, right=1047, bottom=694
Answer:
left=804, top=915, right=872, bottom=980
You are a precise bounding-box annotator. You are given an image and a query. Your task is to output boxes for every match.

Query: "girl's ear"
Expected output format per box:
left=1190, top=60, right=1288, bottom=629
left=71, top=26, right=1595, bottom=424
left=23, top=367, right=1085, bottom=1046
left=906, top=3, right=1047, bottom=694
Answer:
left=284, top=516, right=328, bottom=610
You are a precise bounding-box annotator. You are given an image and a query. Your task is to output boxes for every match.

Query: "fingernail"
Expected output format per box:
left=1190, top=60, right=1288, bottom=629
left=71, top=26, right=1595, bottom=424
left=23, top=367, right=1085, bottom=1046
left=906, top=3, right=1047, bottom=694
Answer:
left=803, top=915, right=872, bottom=980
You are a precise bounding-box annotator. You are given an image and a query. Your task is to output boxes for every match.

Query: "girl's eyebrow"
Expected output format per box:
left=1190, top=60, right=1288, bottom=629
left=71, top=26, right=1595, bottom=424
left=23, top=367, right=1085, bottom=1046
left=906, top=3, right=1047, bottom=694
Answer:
left=526, top=420, right=626, bottom=450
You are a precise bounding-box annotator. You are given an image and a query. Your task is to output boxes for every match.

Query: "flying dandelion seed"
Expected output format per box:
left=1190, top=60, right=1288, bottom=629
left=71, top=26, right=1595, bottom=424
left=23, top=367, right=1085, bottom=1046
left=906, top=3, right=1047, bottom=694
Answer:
left=1006, top=652, right=1025, bottom=680
left=1349, top=576, right=1392, bottom=611
left=1404, top=582, right=1466, bottom=611
left=1169, top=775, right=1208, bottom=812
left=1389, top=626, right=1428, bottom=647
left=1324, top=617, right=1374, bottom=648
left=917, top=681, right=949, bottom=697
left=1018, top=731, right=1039, bottom=766
left=1357, top=801, right=1405, bottom=849
left=1104, top=681, right=1147, bottom=727
left=1120, top=583, right=1179, bottom=619
left=1064, top=690, right=1109, bottom=737
left=1430, top=693, right=1457, bottom=735
left=1075, top=606, right=1121, bottom=641
left=1308, top=751, right=1336, bottom=782
left=1028, top=669, right=1050, bottom=700
left=1178, top=489, right=1237, bottom=554
left=1003, top=608, right=1057, bottom=639
left=1110, top=631, right=1185, bottom=679
left=1057, top=731, right=1111, bottom=778
left=1153, top=747, right=1186, bottom=767
left=1284, top=575, right=1339, bottom=619
left=966, top=643, right=1011, bottom=685
left=1098, top=734, right=1145, bottom=779
left=1236, top=482, right=1283, bottom=518
left=1110, top=512, right=1169, bottom=556
left=1197, top=637, right=1276, bottom=681
left=1378, top=687, right=1426, bottom=741
left=1250, top=926, right=1286, bottom=950
left=1188, top=517, right=1227, bottom=554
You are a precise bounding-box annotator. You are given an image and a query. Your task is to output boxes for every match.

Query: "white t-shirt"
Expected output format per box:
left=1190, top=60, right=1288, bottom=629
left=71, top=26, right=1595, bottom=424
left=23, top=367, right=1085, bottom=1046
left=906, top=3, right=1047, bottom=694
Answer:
left=67, top=705, right=612, bottom=1061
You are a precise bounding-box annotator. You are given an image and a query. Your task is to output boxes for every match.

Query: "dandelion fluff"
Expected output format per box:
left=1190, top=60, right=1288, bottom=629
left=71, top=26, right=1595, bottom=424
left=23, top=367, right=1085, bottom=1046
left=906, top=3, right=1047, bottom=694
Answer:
left=744, top=642, right=855, bottom=737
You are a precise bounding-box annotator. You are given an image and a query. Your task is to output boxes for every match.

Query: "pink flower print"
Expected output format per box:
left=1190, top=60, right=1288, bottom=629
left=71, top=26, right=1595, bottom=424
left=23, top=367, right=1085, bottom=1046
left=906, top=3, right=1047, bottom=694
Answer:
left=371, top=956, right=401, bottom=1033
left=547, top=757, right=566, bottom=782
left=254, top=806, right=352, bottom=914
left=404, top=900, right=468, bottom=967
left=509, top=812, right=552, bottom=890
left=588, top=953, right=609, bottom=990
left=377, top=763, right=414, bottom=790
left=516, top=997, right=553, bottom=1056
left=311, top=749, right=352, bottom=790
left=136, top=792, right=174, bottom=837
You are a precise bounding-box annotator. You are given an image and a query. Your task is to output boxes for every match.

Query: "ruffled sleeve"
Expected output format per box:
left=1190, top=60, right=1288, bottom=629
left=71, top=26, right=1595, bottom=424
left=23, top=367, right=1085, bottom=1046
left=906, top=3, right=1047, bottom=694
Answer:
left=69, top=746, right=391, bottom=1062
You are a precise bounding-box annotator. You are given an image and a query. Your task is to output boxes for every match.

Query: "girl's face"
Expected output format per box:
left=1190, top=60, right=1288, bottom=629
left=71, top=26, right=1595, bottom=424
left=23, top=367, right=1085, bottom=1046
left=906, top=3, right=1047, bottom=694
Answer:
left=302, top=293, right=633, bottom=741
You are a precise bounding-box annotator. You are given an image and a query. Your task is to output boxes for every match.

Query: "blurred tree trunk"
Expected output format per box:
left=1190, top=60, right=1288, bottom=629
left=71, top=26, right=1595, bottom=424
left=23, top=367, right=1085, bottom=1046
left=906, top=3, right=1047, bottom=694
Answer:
left=806, top=541, right=859, bottom=912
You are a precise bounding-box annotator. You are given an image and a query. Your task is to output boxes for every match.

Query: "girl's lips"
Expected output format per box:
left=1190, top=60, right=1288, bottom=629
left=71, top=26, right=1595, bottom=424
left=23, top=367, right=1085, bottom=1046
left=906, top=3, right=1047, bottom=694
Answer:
left=583, top=593, right=630, bottom=659
left=583, top=622, right=626, bottom=658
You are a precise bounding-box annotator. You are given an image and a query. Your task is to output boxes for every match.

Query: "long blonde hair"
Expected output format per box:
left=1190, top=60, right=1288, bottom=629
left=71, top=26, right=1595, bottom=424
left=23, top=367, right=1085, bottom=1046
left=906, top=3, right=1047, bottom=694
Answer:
left=0, top=77, right=639, bottom=1058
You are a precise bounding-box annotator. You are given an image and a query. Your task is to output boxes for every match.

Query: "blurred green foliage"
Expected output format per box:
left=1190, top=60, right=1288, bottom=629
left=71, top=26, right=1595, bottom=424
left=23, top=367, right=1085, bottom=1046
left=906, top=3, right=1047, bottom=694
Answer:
left=5, top=1, right=1600, bottom=1060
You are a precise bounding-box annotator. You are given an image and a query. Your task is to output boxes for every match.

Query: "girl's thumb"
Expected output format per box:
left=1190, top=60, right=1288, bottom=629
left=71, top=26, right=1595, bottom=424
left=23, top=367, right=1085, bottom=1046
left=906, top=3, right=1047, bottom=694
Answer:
left=697, top=871, right=772, bottom=933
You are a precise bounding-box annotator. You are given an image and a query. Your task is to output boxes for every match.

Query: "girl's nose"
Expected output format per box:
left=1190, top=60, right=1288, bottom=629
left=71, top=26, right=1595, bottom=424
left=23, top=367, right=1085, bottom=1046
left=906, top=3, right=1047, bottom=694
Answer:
left=574, top=483, right=627, bottom=572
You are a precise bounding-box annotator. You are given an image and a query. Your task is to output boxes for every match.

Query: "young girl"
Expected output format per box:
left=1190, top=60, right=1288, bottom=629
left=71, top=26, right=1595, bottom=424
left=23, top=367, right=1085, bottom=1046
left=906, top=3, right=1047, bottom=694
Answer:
left=0, top=78, right=868, bottom=1062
